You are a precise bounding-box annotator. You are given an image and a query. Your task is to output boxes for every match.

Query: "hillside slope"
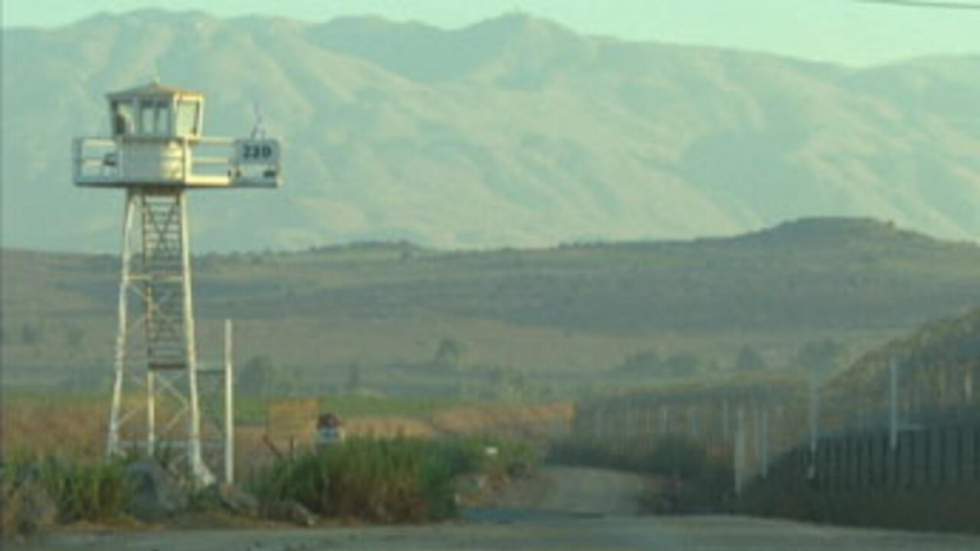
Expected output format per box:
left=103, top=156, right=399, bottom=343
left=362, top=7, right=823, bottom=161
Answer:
left=2, top=11, right=980, bottom=252
left=3, top=218, right=979, bottom=392
left=826, top=306, right=980, bottom=409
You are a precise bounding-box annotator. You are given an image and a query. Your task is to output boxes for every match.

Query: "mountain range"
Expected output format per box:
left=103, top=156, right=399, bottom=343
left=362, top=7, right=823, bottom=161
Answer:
left=2, top=10, right=979, bottom=251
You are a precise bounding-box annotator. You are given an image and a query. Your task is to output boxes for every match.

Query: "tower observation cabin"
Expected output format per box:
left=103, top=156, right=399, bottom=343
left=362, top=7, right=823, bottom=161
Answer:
left=74, top=82, right=281, bottom=188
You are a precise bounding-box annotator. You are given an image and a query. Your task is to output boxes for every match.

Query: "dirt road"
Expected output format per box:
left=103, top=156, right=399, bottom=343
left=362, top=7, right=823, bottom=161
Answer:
left=14, top=467, right=980, bottom=551
left=475, top=465, right=651, bottom=515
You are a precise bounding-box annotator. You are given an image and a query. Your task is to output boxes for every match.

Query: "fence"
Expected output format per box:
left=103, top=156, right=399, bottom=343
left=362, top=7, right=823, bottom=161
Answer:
left=806, top=421, right=980, bottom=492
left=740, top=418, right=980, bottom=532
left=572, top=355, right=980, bottom=500
left=572, top=374, right=807, bottom=486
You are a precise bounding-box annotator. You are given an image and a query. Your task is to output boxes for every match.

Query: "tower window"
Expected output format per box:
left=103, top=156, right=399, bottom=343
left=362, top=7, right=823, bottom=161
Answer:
left=112, top=101, right=134, bottom=136
left=176, top=99, right=200, bottom=136
left=139, top=100, right=170, bottom=135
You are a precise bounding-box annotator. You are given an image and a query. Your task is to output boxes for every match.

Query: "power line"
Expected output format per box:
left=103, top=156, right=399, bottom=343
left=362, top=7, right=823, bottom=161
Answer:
left=856, top=0, right=980, bottom=10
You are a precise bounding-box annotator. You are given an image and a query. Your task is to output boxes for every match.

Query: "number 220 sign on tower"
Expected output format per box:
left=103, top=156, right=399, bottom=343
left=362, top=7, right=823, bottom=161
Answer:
left=235, top=139, right=280, bottom=165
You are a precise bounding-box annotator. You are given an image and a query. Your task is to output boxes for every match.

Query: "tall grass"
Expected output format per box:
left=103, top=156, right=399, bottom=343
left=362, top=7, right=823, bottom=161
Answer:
left=38, top=456, right=132, bottom=522
left=2, top=453, right=132, bottom=524
left=249, top=435, right=538, bottom=522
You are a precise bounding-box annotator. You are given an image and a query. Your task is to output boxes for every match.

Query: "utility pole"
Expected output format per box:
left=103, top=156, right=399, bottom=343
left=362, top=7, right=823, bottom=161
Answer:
left=224, top=319, right=235, bottom=484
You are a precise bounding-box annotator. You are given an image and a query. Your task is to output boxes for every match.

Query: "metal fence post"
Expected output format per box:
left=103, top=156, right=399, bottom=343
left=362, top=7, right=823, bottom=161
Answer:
left=224, top=319, right=235, bottom=485
left=735, top=407, right=746, bottom=496
left=809, top=372, right=820, bottom=454
left=722, top=398, right=730, bottom=442
left=890, top=359, right=899, bottom=451
left=761, top=407, right=769, bottom=478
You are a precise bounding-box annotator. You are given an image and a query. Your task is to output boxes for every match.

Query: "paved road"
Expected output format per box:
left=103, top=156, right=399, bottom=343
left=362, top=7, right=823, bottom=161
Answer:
left=14, top=467, right=980, bottom=551
left=18, top=514, right=980, bottom=551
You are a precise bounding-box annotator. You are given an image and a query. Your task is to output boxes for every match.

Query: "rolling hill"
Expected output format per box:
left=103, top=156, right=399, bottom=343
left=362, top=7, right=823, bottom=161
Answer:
left=3, top=218, right=979, bottom=395
left=1, top=10, right=979, bottom=252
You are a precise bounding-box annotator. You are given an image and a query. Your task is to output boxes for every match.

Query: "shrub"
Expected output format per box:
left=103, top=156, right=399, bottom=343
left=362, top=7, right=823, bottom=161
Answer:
left=1, top=453, right=133, bottom=526
left=248, top=435, right=539, bottom=523
left=436, top=435, right=539, bottom=480
left=249, top=438, right=456, bottom=522
left=35, top=455, right=133, bottom=522
left=248, top=449, right=331, bottom=514
left=321, top=438, right=450, bottom=521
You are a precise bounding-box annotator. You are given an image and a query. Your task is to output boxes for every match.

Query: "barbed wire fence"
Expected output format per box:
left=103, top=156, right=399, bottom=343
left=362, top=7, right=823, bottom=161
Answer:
left=572, top=353, right=979, bottom=493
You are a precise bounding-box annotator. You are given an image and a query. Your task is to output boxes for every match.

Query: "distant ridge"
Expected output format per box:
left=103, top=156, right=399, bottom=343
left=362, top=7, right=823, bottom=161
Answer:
left=731, top=218, right=940, bottom=246
left=0, top=215, right=964, bottom=256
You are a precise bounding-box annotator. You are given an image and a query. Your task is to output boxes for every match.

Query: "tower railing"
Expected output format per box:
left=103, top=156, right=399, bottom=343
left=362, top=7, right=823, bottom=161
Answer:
left=72, top=136, right=281, bottom=188
left=72, top=137, right=120, bottom=184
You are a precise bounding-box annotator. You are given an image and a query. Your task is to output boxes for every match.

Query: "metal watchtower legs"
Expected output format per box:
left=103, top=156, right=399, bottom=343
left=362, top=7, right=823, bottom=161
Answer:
left=107, top=189, right=213, bottom=485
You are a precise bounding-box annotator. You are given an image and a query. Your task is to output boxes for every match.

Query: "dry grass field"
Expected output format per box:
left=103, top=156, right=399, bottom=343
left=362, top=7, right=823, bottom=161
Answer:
left=1, top=396, right=108, bottom=461
left=1, top=392, right=572, bottom=477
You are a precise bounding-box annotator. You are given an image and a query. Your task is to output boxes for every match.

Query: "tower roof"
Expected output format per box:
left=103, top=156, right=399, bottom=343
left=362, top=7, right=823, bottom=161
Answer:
left=107, top=81, right=203, bottom=100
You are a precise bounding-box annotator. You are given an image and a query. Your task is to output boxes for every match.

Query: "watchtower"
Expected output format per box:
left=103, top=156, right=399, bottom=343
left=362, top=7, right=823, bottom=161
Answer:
left=73, top=82, right=281, bottom=484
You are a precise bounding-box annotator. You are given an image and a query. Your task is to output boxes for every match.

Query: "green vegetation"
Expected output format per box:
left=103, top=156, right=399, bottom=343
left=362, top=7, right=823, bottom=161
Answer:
left=1, top=453, right=132, bottom=524
left=248, top=436, right=539, bottom=522
left=831, top=307, right=980, bottom=384
left=820, top=306, right=980, bottom=427
left=4, top=218, right=977, bottom=399
left=36, top=456, right=132, bottom=522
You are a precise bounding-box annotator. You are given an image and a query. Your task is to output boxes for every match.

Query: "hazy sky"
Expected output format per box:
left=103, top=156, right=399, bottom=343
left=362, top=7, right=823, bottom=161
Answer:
left=3, top=0, right=980, bottom=66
